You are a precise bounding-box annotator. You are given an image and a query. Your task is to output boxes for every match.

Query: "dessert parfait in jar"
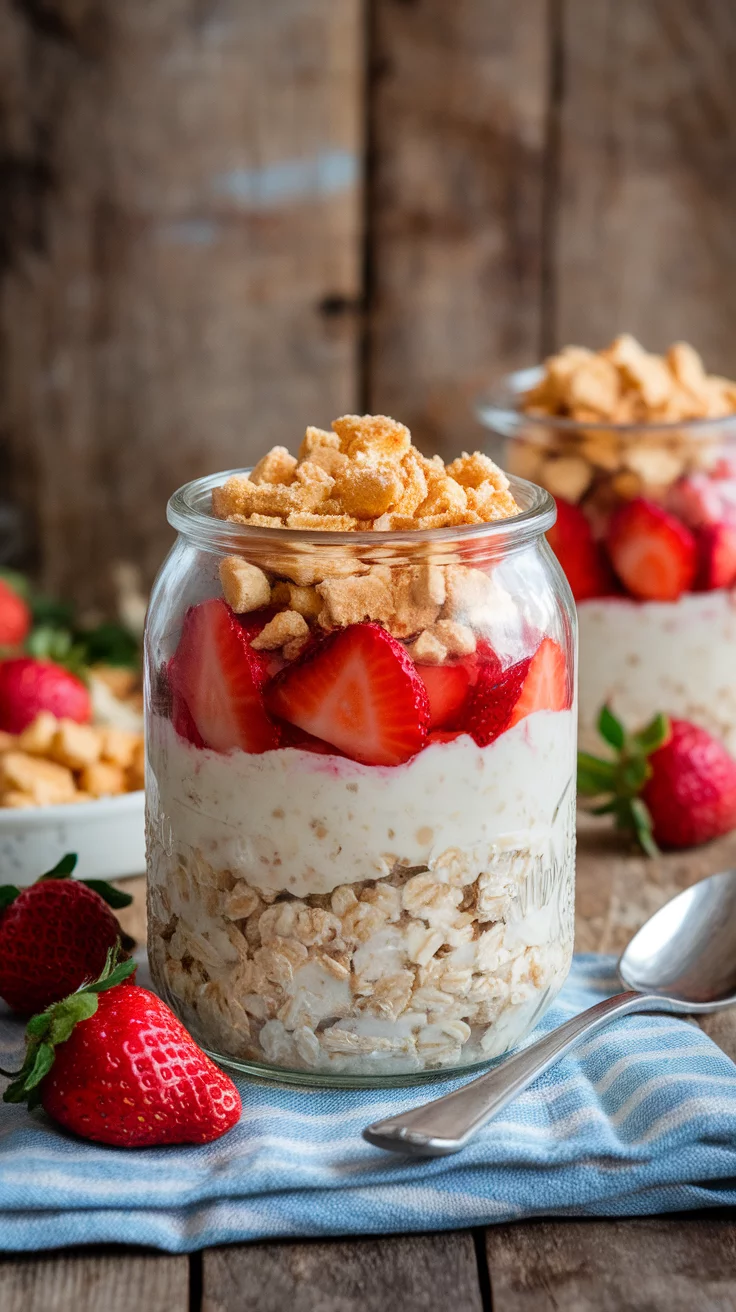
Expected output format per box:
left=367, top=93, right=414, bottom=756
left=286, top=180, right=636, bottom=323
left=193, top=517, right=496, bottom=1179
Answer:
left=145, top=415, right=577, bottom=1084
left=478, top=337, right=736, bottom=754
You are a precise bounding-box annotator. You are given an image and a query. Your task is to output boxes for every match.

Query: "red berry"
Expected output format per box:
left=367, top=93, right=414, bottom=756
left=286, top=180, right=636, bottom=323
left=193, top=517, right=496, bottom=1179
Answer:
left=267, top=622, right=430, bottom=766
left=169, top=599, right=279, bottom=753
left=0, top=579, right=31, bottom=647
left=509, top=636, right=569, bottom=727
left=547, top=498, right=613, bottom=601
left=464, top=660, right=529, bottom=747
left=40, top=982, right=241, bottom=1147
left=606, top=497, right=697, bottom=601
left=0, top=880, right=122, bottom=1015
left=0, top=657, right=91, bottom=734
left=642, top=719, right=736, bottom=849
left=417, top=663, right=472, bottom=729
left=696, top=522, right=736, bottom=591
left=463, top=637, right=568, bottom=748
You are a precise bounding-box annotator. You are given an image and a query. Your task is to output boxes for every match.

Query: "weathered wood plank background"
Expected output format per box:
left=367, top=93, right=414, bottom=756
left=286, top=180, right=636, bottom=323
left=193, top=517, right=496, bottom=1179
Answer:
left=1, top=0, right=736, bottom=608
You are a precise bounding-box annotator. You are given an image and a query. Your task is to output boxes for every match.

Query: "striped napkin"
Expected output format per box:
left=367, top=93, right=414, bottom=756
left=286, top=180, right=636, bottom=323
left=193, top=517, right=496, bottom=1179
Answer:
left=1, top=954, right=735, bottom=1253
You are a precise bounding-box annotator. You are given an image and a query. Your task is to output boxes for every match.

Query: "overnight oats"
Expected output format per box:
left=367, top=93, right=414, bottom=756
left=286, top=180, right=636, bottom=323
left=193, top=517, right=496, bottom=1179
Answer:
left=478, top=338, right=736, bottom=753
left=145, top=416, right=577, bottom=1083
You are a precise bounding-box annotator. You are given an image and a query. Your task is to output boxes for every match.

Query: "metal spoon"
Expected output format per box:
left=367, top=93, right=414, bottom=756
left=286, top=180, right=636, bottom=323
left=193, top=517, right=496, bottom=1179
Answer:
left=363, top=868, right=736, bottom=1157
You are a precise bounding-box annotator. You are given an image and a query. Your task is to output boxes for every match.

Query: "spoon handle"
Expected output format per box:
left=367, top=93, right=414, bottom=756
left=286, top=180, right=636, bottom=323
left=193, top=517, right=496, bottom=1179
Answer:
left=364, top=990, right=656, bottom=1156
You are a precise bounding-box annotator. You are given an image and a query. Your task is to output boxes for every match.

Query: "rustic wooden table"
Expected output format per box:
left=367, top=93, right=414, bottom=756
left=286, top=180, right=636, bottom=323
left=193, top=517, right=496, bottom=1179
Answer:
left=2, top=818, right=735, bottom=1311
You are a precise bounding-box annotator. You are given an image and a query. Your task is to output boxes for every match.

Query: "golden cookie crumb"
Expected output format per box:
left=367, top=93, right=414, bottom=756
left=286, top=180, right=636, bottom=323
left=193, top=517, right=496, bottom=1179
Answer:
left=99, top=727, right=141, bottom=769
left=127, top=739, right=145, bottom=791
left=219, top=556, right=271, bottom=614
left=1, top=752, right=77, bottom=805
left=17, top=712, right=58, bottom=757
left=445, top=452, right=509, bottom=491
left=80, top=761, right=127, bottom=798
left=316, top=571, right=394, bottom=629
left=431, top=619, right=476, bottom=656
left=50, top=720, right=102, bottom=771
left=251, top=611, right=310, bottom=651
left=250, top=446, right=298, bottom=486
left=332, top=414, right=411, bottom=463
left=332, top=463, right=404, bottom=518
left=409, top=629, right=447, bottom=665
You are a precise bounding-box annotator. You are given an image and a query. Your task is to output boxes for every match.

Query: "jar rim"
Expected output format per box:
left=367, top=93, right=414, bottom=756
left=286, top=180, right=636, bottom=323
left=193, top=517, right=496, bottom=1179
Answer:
left=167, top=468, right=556, bottom=551
left=476, top=365, right=736, bottom=436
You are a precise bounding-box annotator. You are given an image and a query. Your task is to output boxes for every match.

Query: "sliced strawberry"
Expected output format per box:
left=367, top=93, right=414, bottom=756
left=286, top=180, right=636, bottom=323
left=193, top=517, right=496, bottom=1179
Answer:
left=508, top=636, right=568, bottom=726
left=547, top=498, right=613, bottom=601
left=417, top=663, right=472, bottom=729
left=267, top=622, right=430, bottom=766
left=606, top=497, right=697, bottom=601
left=169, top=599, right=279, bottom=754
left=427, top=729, right=465, bottom=745
left=463, top=636, right=568, bottom=747
left=696, top=522, right=736, bottom=591
left=279, top=723, right=344, bottom=756
left=464, top=661, right=529, bottom=747
left=171, top=689, right=205, bottom=748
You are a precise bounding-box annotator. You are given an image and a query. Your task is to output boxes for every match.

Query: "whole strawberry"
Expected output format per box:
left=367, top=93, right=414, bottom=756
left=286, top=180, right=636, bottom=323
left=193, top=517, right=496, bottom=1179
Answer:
left=0, top=577, right=31, bottom=648
left=578, top=707, right=736, bottom=852
left=0, top=656, right=91, bottom=733
left=2, top=954, right=241, bottom=1147
left=0, top=854, right=131, bottom=1015
left=642, top=720, right=736, bottom=848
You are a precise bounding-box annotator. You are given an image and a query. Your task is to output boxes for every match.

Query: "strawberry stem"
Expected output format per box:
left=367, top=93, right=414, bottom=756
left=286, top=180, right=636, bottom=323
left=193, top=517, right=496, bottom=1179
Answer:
left=577, top=705, right=671, bottom=857
left=2, top=945, right=136, bottom=1107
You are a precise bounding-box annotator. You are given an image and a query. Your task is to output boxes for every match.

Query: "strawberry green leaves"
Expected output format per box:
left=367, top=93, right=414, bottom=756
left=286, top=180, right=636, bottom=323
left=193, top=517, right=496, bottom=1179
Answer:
left=2, top=947, right=136, bottom=1107
left=1, top=853, right=133, bottom=912
left=578, top=706, right=671, bottom=857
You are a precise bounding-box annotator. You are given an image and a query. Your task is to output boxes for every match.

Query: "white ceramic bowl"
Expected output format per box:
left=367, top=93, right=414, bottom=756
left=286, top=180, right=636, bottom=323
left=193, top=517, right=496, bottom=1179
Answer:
left=0, top=791, right=146, bottom=886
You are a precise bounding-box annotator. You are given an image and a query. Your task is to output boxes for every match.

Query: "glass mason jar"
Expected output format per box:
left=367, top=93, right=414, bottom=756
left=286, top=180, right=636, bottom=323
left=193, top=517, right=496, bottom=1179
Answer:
left=479, top=369, right=736, bottom=755
left=145, top=469, right=577, bottom=1086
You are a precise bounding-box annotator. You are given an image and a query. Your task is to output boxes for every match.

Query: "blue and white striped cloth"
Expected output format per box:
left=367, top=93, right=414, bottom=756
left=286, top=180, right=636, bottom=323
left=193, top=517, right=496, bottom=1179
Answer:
left=1, top=954, right=735, bottom=1253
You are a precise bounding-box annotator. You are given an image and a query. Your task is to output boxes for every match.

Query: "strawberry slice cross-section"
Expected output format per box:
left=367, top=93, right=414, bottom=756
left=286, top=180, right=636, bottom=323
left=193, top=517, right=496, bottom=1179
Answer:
left=267, top=621, right=430, bottom=766
left=416, top=662, right=472, bottom=730
left=169, top=598, right=280, bottom=753
left=463, top=636, right=569, bottom=747
left=606, top=497, right=697, bottom=601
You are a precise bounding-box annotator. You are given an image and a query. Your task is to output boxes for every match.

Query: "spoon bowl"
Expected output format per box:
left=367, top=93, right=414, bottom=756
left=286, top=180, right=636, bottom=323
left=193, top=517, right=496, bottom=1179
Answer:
left=364, top=868, right=736, bottom=1157
left=620, top=869, right=736, bottom=1007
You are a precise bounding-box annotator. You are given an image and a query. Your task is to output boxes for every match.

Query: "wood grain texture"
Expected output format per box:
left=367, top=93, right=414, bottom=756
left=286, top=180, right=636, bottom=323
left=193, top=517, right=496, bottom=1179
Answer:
left=0, top=0, right=364, bottom=608
left=202, top=1232, right=483, bottom=1312
left=553, top=0, right=736, bottom=364
left=0, top=1250, right=188, bottom=1312
left=485, top=1215, right=736, bottom=1311
left=367, top=0, right=549, bottom=459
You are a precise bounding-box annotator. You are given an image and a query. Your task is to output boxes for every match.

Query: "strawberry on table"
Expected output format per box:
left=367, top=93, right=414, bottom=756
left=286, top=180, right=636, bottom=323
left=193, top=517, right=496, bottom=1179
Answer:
left=0, top=577, right=31, bottom=648
left=0, top=854, right=132, bottom=1016
left=0, top=657, right=91, bottom=734
left=267, top=621, right=430, bottom=766
left=2, top=953, right=241, bottom=1147
left=578, top=707, right=736, bottom=852
left=606, top=497, right=697, bottom=601
left=169, top=598, right=280, bottom=753
left=546, top=497, right=614, bottom=601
